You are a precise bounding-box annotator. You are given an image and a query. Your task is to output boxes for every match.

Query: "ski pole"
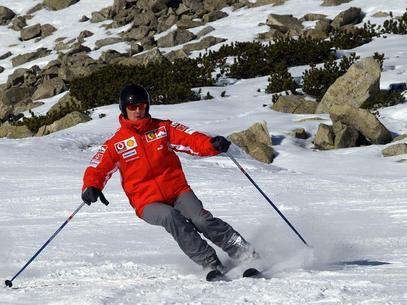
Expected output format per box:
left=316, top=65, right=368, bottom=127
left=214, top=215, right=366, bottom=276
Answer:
left=226, top=152, right=310, bottom=248
left=5, top=202, right=87, bottom=288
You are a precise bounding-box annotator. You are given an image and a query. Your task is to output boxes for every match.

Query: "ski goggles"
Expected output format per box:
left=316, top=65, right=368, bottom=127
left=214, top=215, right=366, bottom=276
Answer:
left=126, top=102, right=148, bottom=111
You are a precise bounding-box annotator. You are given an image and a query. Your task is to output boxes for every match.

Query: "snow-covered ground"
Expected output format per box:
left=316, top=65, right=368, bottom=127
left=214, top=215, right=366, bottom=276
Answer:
left=1, top=1, right=407, bottom=304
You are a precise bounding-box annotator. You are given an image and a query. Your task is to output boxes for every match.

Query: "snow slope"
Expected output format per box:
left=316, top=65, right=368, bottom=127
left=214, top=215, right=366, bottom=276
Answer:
left=1, top=1, right=407, bottom=304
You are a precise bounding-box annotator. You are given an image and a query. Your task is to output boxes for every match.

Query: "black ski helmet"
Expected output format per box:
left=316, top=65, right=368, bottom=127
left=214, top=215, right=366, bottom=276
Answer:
left=119, top=84, right=151, bottom=118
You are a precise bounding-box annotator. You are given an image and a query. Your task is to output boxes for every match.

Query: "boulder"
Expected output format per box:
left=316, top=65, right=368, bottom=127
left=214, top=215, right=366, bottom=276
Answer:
left=372, top=11, right=390, bottom=18
left=6, top=68, right=28, bottom=88
left=332, top=121, right=360, bottom=148
left=203, top=10, right=228, bottom=23
left=0, top=6, right=15, bottom=25
left=246, top=0, right=287, bottom=7
left=27, top=3, right=44, bottom=14
left=78, top=30, right=94, bottom=42
left=157, top=13, right=178, bottom=33
left=301, top=13, right=327, bottom=21
left=272, top=95, right=317, bottom=114
left=47, top=93, right=82, bottom=116
left=157, top=29, right=196, bottom=48
left=121, top=25, right=151, bottom=41
left=20, top=23, right=42, bottom=41
left=331, top=7, right=363, bottom=29
left=11, top=16, right=27, bottom=31
left=266, top=14, right=304, bottom=36
left=11, top=48, right=51, bottom=67
left=95, top=37, right=123, bottom=49
left=1, top=87, right=36, bottom=105
left=177, top=16, right=204, bottom=30
left=0, top=51, right=12, bottom=60
left=203, top=0, right=236, bottom=11
left=288, top=128, right=309, bottom=139
left=321, top=0, right=352, bottom=6
left=164, top=49, right=190, bottom=62
left=136, top=0, right=170, bottom=13
left=314, top=123, right=335, bottom=150
left=329, top=104, right=392, bottom=145
left=392, top=134, right=407, bottom=142
left=228, top=121, right=274, bottom=163
left=90, top=7, right=112, bottom=23
left=0, top=123, right=33, bottom=139
left=40, top=24, right=57, bottom=38
left=43, top=0, right=80, bottom=11
left=382, top=143, right=407, bottom=157
left=117, top=48, right=167, bottom=66
left=316, top=57, right=381, bottom=113
left=182, top=36, right=226, bottom=53
left=36, top=111, right=91, bottom=136
left=196, top=26, right=215, bottom=38
left=32, top=77, right=66, bottom=100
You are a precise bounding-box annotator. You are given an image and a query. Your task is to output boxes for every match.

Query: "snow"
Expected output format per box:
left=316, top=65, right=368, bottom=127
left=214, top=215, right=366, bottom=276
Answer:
left=1, top=0, right=407, bottom=304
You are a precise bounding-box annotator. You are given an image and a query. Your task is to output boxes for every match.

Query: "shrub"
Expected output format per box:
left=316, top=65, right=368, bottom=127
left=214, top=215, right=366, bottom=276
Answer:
left=362, top=90, right=406, bottom=110
left=382, top=10, right=407, bottom=34
left=302, top=53, right=360, bottom=101
left=265, top=62, right=297, bottom=94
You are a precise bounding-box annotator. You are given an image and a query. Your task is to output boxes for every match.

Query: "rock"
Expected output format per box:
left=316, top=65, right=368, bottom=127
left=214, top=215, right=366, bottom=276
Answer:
left=32, top=77, right=66, bottom=100
left=247, top=0, right=287, bottom=7
left=177, top=16, right=204, bottom=30
left=0, top=6, right=15, bottom=25
left=272, top=95, right=317, bottom=114
left=196, top=26, right=215, bottom=38
left=47, top=93, right=82, bottom=116
left=203, top=10, right=228, bottom=23
left=79, top=15, right=89, bottom=22
left=157, top=29, right=196, bottom=48
left=13, top=100, right=43, bottom=114
left=10, top=16, right=27, bottom=31
left=388, top=82, right=407, bottom=93
left=332, top=121, right=360, bottom=148
left=41, top=24, right=57, bottom=38
left=99, top=50, right=126, bottom=64
left=228, top=121, right=274, bottom=163
left=36, top=111, right=91, bottom=136
left=392, top=134, right=407, bottom=142
left=11, top=48, right=51, bottom=67
left=301, top=13, right=327, bottom=21
left=43, top=0, right=80, bottom=11
left=90, top=7, right=111, bottom=23
left=6, top=68, right=27, bottom=88
left=0, top=51, right=12, bottom=60
left=331, top=7, right=363, bottom=29
left=329, top=104, right=392, bottom=145
left=117, top=48, right=167, bottom=66
left=257, top=28, right=286, bottom=41
left=58, top=54, right=102, bottom=82
left=316, top=57, right=381, bottom=113
left=288, top=128, right=309, bottom=139
left=372, top=11, right=390, bottom=18
left=0, top=123, right=33, bottom=139
left=136, top=0, right=170, bottom=13
left=20, top=23, right=42, bottom=41
left=27, top=3, right=44, bottom=14
left=182, top=36, right=226, bottom=53
left=157, top=13, right=177, bottom=33
left=314, top=123, right=335, bottom=150
left=321, top=0, right=352, bottom=6
left=266, top=13, right=304, bottom=36
left=1, top=87, right=36, bottom=106
left=0, top=66, right=4, bottom=74
left=95, top=37, right=122, bottom=49
left=78, top=30, right=94, bottom=42
left=203, top=0, right=236, bottom=11
left=121, top=25, right=151, bottom=41
left=164, top=49, right=190, bottom=62
left=382, top=143, right=407, bottom=157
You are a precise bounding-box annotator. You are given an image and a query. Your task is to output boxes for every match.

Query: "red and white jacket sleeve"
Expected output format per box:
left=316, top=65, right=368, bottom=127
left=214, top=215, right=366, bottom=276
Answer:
left=166, top=121, right=220, bottom=157
left=82, top=140, right=119, bottom=191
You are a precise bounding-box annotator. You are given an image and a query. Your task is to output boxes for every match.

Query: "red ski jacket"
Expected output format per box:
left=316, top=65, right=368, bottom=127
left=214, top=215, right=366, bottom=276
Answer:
left=83, top=115, right=219, bottom=217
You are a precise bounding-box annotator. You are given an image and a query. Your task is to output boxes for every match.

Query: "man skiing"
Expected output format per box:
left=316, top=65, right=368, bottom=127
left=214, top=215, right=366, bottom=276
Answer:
left=81, top=84, right=256, bottom=279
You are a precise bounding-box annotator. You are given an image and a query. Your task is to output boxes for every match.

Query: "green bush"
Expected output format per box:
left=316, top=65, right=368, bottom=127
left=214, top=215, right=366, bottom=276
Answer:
left=382, top=10, right=407, bottom=34
left=302, top=53, right=360, bottom=101
left=265, top=62, right=297, bottom=94
left=362, top=90, right=406, bottom=110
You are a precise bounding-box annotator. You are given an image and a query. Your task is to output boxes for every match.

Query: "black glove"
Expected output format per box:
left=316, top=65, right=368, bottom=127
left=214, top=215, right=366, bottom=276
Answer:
left=82, top=187, right=109, bottom=206
left=210, top=136, right=231, bottom=153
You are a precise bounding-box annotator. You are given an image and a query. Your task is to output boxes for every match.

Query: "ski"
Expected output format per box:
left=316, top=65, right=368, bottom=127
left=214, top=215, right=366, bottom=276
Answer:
left=242, top=268, right=265, bottom=279
left=206, top=268, right=266, bottom=282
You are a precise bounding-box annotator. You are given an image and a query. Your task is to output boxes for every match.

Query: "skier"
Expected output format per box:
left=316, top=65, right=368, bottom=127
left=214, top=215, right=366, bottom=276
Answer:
left=81, top=84, right=256, bottom=278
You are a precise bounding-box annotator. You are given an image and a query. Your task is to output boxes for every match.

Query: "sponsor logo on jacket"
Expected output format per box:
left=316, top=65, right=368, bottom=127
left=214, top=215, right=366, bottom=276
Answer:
left=145, top=126, right=167, bottom=142
left=114, top=137, right=137, bottom=153
left=171, top=122, right=196, bottom=135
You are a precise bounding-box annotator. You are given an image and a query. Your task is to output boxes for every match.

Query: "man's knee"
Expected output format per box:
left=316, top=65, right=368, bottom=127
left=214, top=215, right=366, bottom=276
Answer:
left=142, top=203, right=178, bottom=226
left=191, top=209, right=214, bottom=230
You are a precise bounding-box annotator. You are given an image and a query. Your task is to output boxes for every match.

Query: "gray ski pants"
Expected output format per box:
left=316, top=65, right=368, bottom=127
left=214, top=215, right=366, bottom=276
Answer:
left=141, top=191, right=243, bottom=266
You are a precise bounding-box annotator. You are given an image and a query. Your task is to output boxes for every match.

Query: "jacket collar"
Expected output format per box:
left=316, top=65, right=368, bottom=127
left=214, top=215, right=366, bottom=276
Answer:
left=119, top=114, right=153, bottom=134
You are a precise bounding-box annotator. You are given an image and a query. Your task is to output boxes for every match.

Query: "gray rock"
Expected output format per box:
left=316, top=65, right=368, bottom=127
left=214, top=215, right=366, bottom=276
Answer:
left=332, top=121, right=360, bottom=148
left=11, top=48, right=51, bottom=67
left=272, top=95, right=317, bottom=114
left=121, top=26, right=151, bottom=41
left=95, top=37, right=122, bottom=49
left=36, top=111, right=91, bottom=136
left=78, top=30, right=94, bottom=42
left=301, top=13, right=327, bottom=21
left=203, top=0, right=236, bottom=11
left=0, top=123, right=33, bottom=139
left=99, top=50, right=126, bottom=64
left=32, top=77, right=66, bottom=100
left=0, top=6, right=15, bottom=25
left=10, top=16, right=27, bottom=31
left=316, top=57, right=381, bottom=113
left=41, top=24, right=57, bottom=38
left=382, top=143, right=407, bottom=157
left=288, top=128, right=309, bottom=139
left=183, top=36, right=226, bottom=53
left=196, top=26, right=215, bottom=38
left=90, top=7, right=111, bottom=23
left=1, top=87, right=36, bottom=105
left=157, top=29, right=196, bottom=48
left=329, top=104, right=392, bottom=145
left=392, top=134, right=407, bottom=142
left=0, top=51, right=12, bottom=60
left=372, top=11, right=390, bottom=18
left=177, top=16, right=204, bottom=30
left=20, top=23, right=42, bottom=41
left=0, top=66, right=4, bottom=74
left=246, top=0, right=287, bottom=8
left=164, top=49, right=190, bottom=62
left=47, top=93, right=82, bottom=116
left=258, top=28, right=286, bottom=41
left=6, top=68, right=27, bottom=88
left=331, top=7, right=363, bottom=29
left=43, top=0, right=80, bottom=11
left=203, top=10, right=228, bottom=23
left=314, top=123, right=335, bottom=150
left=228, top=121, right=274, bottom=163
left=157, top=13, right=178, bottom=33
left=136, top=0, right=170, bottom=13
left=27, top=3, right=44, bottom=14
left=117, top=48, right=167, bottom=66
left=321, top=0, right=352, bottom=6
left=79, top=15, right=89, bottom=22
left=266, top=13, right=304, bottom=36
